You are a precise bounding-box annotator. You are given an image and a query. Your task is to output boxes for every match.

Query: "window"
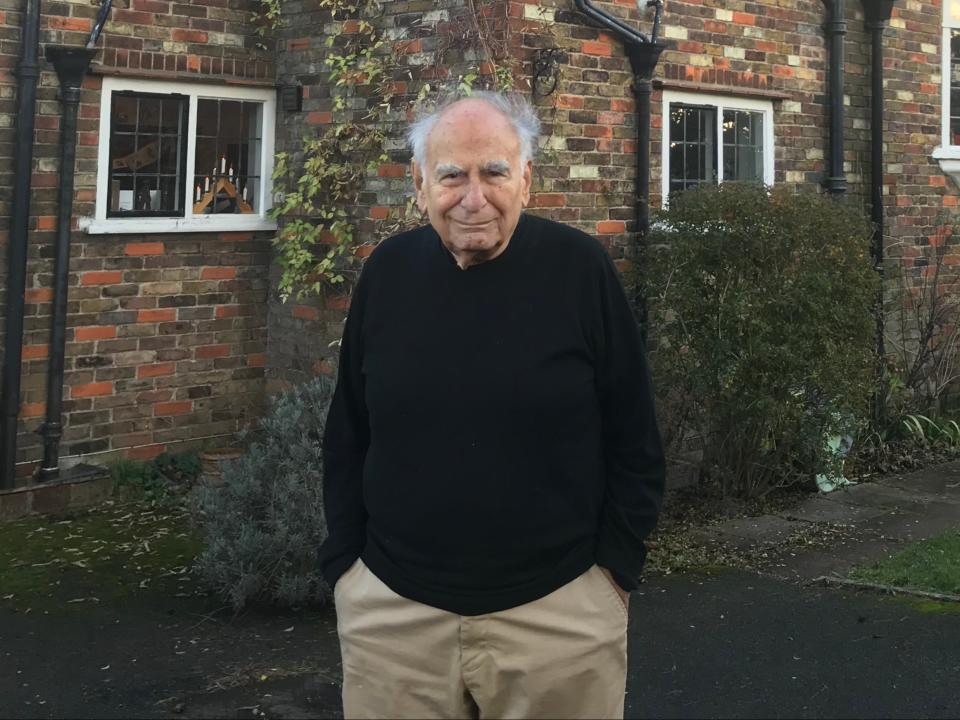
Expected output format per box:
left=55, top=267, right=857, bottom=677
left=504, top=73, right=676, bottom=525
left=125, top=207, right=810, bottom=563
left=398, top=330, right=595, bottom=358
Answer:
left=661, top=91, right=774, bottom=202
left=84, top=77, right=276, bottom=234
left=934, top=1, right=960, bottom=181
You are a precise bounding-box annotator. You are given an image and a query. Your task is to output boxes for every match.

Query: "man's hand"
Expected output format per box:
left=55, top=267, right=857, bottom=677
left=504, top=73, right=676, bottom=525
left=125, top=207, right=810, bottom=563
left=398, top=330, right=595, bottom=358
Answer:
left=599, top=566, right=630, bottom=611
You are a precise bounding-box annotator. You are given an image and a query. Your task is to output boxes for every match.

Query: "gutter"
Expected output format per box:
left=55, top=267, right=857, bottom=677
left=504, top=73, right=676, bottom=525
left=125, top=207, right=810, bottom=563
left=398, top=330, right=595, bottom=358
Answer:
left=1, top=0, right=42, bottom=489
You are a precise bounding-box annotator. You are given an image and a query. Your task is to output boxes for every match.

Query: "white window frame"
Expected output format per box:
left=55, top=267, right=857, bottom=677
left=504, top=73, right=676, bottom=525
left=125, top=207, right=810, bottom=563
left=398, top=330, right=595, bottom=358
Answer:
left=934, top=1, right=960, bottom=180
left=661, top=90, right=775, bottom=203
left=82, top=76, right=277, bottom=235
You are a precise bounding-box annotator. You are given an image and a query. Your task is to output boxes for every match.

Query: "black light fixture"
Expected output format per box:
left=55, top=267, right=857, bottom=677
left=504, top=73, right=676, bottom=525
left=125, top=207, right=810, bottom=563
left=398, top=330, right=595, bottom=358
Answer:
left=532, top=49, right=566, bottom=97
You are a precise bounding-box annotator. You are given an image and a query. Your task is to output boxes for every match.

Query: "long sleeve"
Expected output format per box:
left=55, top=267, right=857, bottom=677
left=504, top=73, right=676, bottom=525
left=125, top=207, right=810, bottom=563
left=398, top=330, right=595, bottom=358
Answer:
left=319, top=268, right=371, bottom=590
left=592, top=252, right=666, bottom=591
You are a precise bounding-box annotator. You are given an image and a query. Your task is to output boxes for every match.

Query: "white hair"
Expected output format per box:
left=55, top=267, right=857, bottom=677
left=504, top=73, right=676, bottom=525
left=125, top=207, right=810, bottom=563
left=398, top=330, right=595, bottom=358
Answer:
left=407, top=90, right=541, bottom=168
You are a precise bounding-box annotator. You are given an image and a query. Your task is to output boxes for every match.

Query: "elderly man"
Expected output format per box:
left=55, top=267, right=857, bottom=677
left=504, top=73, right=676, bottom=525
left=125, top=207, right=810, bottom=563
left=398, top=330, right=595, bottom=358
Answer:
left=321, top=91, right=665, bottom=719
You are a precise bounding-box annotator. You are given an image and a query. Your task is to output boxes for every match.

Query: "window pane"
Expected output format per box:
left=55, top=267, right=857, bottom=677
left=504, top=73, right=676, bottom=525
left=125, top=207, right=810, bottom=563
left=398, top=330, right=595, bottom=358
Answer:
left=722, top=109, right=764, bottom=183
left=112, top=96, right=138, bottom=133
left=668, top=103, right=718, bottom=191
left=193, top=99, right=263, bottom=215
left=952, top=31, right=960, bottom=145
left=139, top=97, right=161, bottom=134
left=108, top=92, right=187, bottom=217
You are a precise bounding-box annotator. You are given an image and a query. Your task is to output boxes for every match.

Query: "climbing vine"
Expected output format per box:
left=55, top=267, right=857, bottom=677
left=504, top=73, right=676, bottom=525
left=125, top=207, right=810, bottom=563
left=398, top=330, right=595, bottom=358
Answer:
left=265, top=0, right=554, bottom=300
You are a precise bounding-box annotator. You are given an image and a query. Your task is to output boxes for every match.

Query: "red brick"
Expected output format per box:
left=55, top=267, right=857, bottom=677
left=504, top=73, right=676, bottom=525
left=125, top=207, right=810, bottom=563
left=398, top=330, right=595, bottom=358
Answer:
left=247, top=352, right=266, bottom=367
left=291, top=304, right=319, bottom=321
left=81, top=271, right=122, bottom=286
left=370, top=206, right=390, bottom=220
left=49, top=16, right=92, bottom=32
left=584, top=125, right=613, bottom=138
left=200, top=267, right=237, bottom=280
left=531, top=193, right=566, bottom=207
left=597, top=220, right=626, bottom=234
left=72, top=381, right=113, bottom=398
left=155, top=401, right=193, bottom=416
left=215, top=305, right=240, bottom=318
left=558, top=95, right=584, bottom=110
left=581, top=40, right=612, bottom=57
left=19, top=402, right=46, bottom=419
left=611, top=99, right=634, bottom=113
left=307, top=111, right=332, bottom=125
left=137, top=362, right=175, bottom=378
left=37, top=216, right=56, bottom=231
left=137, top=309, right=176, bottom=322
left=21, top=345, right=48, bottom=360
left=171, top=28, right=207, bottom=43
left=733, top=11, right=756, bottom=25
left=24, top=288, right=53, bottom=303
left=326, top=295, right=350, bottom=310
left=195, top=344, right=230, bottom=359
left=394, top=39, right=422, bottom=54
left=355, top=243, right=376, bottom=258
left=288, top=37, right=311, bottom=50
left=125, top=242, right=164, bottom=255
left=378, top=164, right=407, bottom=178
left=186, top=55, right=200, bottom=72
left=75, top=326, right=117, bottom=341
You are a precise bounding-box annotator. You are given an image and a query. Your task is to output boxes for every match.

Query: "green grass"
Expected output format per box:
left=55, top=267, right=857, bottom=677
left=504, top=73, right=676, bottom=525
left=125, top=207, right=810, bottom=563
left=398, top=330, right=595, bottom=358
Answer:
left=0, top=499, right=202, bottom=612
left=850, top=529, right=960, bottom=596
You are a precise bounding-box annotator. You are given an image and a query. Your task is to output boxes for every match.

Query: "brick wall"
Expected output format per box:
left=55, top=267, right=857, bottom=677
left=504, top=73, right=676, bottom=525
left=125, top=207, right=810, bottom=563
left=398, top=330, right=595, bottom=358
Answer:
left=0, top=1, right=275, bottom=481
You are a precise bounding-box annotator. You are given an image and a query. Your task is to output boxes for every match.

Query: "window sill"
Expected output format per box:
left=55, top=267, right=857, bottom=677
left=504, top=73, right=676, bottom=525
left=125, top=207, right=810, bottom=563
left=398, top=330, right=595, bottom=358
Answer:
left=79, top=215, right=278, bottom=236
left=932, top=147, right=960, bottom=188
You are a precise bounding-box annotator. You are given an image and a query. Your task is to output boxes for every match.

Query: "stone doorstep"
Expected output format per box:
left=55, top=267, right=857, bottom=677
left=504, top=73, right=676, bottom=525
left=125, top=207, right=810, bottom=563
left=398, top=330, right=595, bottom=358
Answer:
left=0, top=464, right=112, bottom=522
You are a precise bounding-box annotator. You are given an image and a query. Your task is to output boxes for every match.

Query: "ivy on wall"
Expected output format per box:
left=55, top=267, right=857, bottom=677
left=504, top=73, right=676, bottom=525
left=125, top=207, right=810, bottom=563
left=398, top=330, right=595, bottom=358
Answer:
left=265, top=0, right=556, bottom=301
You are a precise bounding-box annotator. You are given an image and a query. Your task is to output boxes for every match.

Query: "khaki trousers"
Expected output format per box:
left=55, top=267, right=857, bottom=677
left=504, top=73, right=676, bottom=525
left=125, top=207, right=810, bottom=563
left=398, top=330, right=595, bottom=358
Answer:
left=334, top=560, right=628, bottom=719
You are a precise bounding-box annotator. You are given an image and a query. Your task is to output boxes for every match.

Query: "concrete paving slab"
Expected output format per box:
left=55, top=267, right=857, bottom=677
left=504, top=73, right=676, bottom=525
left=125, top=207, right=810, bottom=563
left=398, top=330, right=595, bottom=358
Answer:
left=777, top=496, right=889, bottom=526
left=877, top=461, right=960, bottom=497
left=702, top=515, right=806, bottom=552
left=818, top=482, right=936, bottom=513
left=759, top=536, right=907, bottom=583
left=859, top=503, right=960, bottom=543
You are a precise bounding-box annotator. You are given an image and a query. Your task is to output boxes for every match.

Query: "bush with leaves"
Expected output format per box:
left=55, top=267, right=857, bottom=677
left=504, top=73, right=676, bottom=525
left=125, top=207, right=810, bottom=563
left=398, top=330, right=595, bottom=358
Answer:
left=192, top=376, right=334, bottom=611
left=643, top=184, right=878, bottom=497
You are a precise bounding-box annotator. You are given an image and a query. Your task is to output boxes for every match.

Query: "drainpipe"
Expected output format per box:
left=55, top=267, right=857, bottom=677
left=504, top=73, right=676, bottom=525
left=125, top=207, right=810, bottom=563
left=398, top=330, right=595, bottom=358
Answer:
left=573, top=0, right=665, bottom=240
left=861, top=0, right=895, bottom=422
left=37, top=3, right=111, bottom=482
left=1, top=0, right=42, bottom=490
left=822, top=0, right=847, bottom=195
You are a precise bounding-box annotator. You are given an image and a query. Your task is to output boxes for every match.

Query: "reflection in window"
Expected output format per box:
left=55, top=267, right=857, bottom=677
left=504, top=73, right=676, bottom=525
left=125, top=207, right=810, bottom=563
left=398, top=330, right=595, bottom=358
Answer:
left=951, top=31, right=960, bottom=144
left=722, top=109, right=764, bottom=184
left=192, top=99, right=262, bottom=215
left=108, top=93, right=188, bottom=217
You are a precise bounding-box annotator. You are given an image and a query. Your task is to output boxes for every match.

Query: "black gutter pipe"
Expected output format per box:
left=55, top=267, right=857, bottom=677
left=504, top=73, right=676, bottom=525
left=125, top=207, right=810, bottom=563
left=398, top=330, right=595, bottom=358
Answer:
left=35, top=3, right=111, bottom=481
left=822, top=0, right=847, bottom=194
left=38, top=47, right=99, bottom=481
left=573, top=0, right=665, bottom=239
left=1, top=0, right=42, bottom=490
left=861, top=0, right=895, bottom=422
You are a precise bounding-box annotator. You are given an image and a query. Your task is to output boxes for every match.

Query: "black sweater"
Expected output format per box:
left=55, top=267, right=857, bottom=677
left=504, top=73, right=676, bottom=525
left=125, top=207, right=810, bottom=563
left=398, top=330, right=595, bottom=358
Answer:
left=320, top=213, right=665, bottom=615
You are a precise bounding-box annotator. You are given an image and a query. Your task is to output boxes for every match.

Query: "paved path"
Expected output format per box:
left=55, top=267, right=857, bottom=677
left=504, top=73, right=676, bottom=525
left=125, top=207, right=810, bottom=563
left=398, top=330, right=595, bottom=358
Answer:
left=2, top=462, right=959, bottom=719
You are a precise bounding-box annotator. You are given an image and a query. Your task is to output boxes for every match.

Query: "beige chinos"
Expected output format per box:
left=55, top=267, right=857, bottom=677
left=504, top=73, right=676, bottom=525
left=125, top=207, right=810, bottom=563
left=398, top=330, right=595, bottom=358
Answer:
left=334, top=559, right=629, bottom=719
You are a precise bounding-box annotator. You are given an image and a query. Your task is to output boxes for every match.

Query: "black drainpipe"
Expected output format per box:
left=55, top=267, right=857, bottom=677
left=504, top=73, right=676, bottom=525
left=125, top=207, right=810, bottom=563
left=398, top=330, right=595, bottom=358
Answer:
left=37, top=3, right=112, bottom=482
left=1, top=0, right=42, bottom=490
left=822, top=0, right=847, bottom=195
left=861, top=0, right=895, bottom=422
left=573, top=0, right=665, bottom=240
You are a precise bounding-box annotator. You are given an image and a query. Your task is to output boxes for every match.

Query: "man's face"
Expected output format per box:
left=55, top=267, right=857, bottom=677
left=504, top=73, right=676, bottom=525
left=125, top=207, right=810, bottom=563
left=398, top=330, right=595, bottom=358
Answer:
left=413, top=100, right=533, bottom=269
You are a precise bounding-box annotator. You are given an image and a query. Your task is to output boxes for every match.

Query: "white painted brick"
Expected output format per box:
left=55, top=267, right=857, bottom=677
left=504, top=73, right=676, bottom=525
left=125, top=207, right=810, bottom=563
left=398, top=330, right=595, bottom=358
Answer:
left=786, top=170, right=805, bottom=183
left=570, top=166, right=599, bottom=179
left=805, top=148, right=823, bottom=160
left=422, top=10, right=449, bottom=25
left=922, top=43, right=937, bottom=55
left=782, top=100, right=802, bottom=113
left=716, top=9, right=732, bottom=21
left=664, top=26, right=687, bottom=40
left=688, top=54, right=713, bottom=67
left=897, top=90, right=915, bottom=101
left=787, top=55, right=800, bottom=67
left=523, top=5, right=555, bottom=22
left=724, top=46, right=745, bottom=59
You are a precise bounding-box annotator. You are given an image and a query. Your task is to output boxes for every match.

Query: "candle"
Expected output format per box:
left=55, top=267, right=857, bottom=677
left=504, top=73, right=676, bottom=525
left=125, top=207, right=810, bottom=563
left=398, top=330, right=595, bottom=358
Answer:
left=204, top=176, right=210, bottom=192
left=242, top=185, right=247, bottom=201
left=228, top=165, right=234, bottom=181
left=220, top=156, right=226, bottom=173
left=195, top=185, right=201, bottom=201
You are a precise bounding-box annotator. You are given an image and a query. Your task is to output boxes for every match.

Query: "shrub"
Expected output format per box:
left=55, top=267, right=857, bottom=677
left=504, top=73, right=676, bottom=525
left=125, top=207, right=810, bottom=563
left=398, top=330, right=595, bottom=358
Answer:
left=643, top=184, right=878, bottom=497
left=110, top=451, right=202, bottom=504
left=192, top=376, right=334, bottom=611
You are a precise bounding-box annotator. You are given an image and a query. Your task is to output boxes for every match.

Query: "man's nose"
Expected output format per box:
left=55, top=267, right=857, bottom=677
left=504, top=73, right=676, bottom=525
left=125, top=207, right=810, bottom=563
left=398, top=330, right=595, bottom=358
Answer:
left=459, top=180, right=487, bottom=212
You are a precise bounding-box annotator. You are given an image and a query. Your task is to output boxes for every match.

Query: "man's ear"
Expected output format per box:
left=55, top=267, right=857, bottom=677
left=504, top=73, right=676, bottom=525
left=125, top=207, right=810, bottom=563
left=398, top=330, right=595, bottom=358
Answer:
left=412, top=160, right=428, bottom=213
left=520, top=159, right=533, bottom=208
